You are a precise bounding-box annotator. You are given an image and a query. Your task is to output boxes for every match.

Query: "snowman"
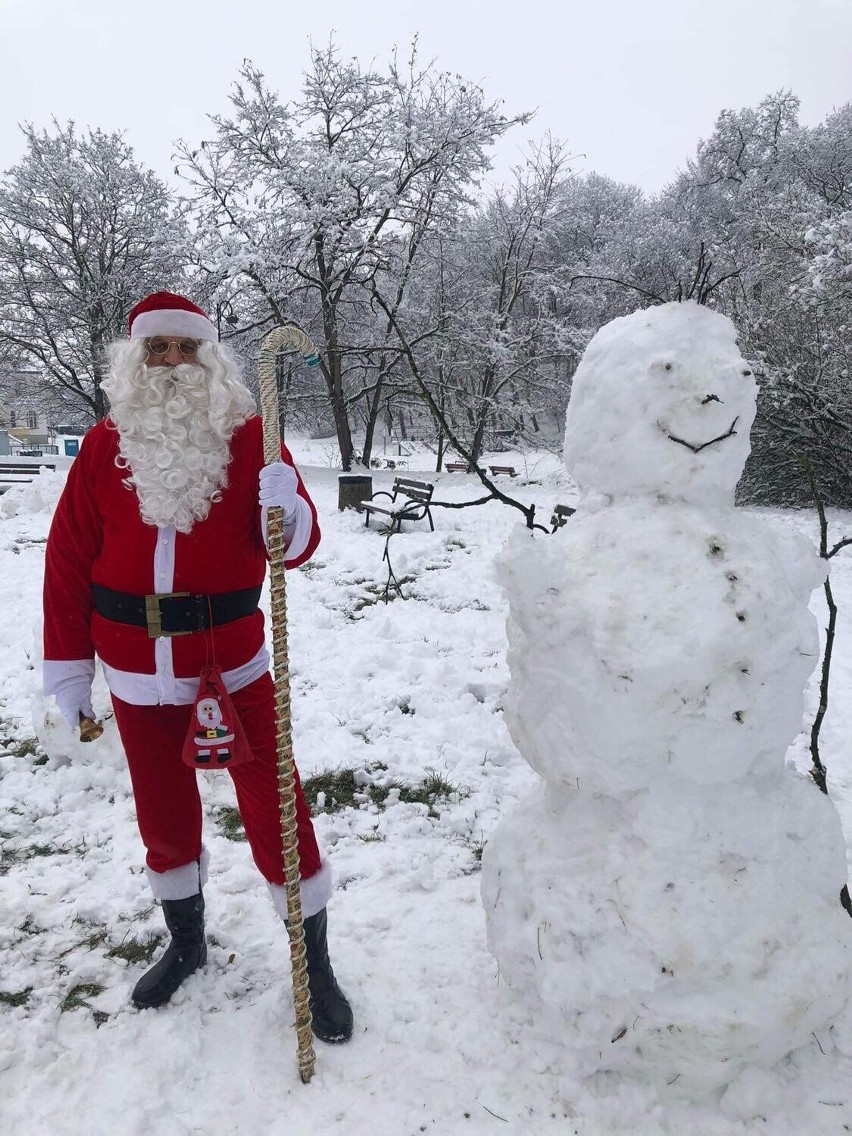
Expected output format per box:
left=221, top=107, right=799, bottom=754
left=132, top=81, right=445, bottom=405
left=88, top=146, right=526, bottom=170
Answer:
left=481, top=302, right=852, bottom=1093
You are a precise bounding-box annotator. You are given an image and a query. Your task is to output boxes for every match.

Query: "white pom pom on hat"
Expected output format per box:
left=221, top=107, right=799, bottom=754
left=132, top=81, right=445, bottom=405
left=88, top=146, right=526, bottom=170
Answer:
left=128, top=291, right=217, bottom=342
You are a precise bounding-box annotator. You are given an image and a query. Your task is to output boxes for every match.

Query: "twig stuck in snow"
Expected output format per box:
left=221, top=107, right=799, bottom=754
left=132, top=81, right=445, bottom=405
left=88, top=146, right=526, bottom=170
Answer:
left=794, top=452, right=852, bottom=919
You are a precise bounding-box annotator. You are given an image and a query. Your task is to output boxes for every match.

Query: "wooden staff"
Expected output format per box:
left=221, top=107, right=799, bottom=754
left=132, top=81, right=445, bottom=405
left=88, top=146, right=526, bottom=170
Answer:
left=258, top=325, right=320, bottom=1085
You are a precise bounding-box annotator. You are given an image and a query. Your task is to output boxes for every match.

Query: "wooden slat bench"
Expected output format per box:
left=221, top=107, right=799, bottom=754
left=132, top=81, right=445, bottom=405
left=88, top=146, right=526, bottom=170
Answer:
left=0, top=456, right=65, bottom=493
left=363, top=477, right=435, bottom=534
left=488, top=464, right=517, bottom=477
left=550, top=503, right=577, bottom=531
left=444, top=461, right=469, bottom=473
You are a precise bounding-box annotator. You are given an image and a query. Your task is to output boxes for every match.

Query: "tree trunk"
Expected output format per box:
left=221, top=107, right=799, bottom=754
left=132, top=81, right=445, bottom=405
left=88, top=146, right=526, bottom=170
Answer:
left=330, top=373, right=355, bottom=469
left=91, top=348, right=108, bottom=421
left=435, top=380, right=447, bottom=471
left=319, top=297, right=355, bottom=470
left=361, top=360, right=386, bottom=469
left=468, top=363, right=498, bottom=468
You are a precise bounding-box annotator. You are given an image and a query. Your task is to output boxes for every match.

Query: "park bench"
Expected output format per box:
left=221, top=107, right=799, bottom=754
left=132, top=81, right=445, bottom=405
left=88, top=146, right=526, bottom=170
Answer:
left=550, top=503, right=577, bottom=532
left=363, top=477, right=435, bottom=534
left=444, top=461, right=469, bottom=473
left=0, top=456, right=65, bottom=493
left=488, top=464, right=517, bottom=477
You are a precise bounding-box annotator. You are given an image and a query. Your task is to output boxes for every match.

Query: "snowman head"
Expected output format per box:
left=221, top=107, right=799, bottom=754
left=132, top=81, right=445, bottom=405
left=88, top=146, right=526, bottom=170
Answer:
left=564, top=302, right=757, bottom=505
left=196, top=698, right=222, bottom=729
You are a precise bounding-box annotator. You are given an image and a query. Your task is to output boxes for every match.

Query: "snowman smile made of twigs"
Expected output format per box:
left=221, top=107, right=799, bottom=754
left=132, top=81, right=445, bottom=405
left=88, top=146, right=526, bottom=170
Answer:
left=663, top=415, right=740, bottom=454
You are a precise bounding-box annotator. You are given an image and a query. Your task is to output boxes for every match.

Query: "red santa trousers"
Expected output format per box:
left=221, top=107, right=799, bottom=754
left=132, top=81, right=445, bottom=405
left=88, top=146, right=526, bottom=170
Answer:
left=111, top=671, right=322, bottom=886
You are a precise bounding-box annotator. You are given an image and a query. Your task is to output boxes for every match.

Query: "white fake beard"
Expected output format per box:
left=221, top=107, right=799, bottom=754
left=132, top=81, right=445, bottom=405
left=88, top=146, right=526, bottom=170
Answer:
left=102, top=342, right=256, bottom=533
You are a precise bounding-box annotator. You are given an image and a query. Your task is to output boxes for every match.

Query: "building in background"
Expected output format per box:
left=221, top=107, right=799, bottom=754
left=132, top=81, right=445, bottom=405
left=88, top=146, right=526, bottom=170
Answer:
left=0, top=365, right=87, bottom=456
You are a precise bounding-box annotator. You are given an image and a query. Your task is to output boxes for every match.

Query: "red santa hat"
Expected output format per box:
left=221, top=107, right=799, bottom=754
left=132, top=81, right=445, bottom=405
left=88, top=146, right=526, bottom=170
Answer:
left=128, top=291, right=217, bottom=342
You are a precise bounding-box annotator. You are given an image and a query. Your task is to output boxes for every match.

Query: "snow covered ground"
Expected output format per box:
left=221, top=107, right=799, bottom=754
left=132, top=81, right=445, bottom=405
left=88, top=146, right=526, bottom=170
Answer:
left=2, top=443, right=852, bottom=1135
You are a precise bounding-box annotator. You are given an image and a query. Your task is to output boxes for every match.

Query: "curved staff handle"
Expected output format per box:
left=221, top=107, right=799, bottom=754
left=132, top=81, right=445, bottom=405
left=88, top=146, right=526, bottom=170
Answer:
left=257, top=325, right=320, bottom=1085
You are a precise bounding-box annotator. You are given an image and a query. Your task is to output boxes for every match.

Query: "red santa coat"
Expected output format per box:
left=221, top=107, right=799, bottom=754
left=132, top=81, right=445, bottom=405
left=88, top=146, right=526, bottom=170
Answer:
left=43, top=414, right=320, bottom=707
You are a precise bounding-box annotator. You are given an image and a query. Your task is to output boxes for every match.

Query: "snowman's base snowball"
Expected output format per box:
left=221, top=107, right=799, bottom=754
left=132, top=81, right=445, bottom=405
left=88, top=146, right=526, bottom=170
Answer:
left=481, top=775, right=852, bottom=1092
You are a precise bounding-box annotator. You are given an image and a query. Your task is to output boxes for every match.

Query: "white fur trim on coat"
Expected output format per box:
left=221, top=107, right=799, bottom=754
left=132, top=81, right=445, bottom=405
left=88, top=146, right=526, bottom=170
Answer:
left=146, top=847, right=210, bottom=900
left=268, top=861, right=333, bottom=921
left=102, top=646, right=270, bottom=707
left=43, top=658, right=97, bottom=701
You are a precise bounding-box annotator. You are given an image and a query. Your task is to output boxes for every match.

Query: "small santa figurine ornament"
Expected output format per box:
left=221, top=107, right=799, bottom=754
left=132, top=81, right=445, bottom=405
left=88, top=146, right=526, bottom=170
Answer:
left=182, top=664, right=253, bottom=768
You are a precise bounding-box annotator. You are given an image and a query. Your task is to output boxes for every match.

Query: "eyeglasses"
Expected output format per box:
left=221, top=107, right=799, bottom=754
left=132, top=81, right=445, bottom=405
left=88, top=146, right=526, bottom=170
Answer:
left=146, top=337, right=201, bottom=357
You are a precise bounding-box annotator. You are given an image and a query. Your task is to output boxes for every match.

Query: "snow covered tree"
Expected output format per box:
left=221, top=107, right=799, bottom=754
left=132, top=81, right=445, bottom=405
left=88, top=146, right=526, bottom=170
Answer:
left=178, top=41, right=527, bottom=468
left=556, top=93, right=852, bottom=506
left=0, top=123, right=188, bottom=421
left=370, top=139, right=574, bottom=469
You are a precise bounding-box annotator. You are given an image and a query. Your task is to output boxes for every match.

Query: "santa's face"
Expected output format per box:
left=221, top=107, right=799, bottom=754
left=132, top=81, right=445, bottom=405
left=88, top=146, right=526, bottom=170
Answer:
left=101, top=337, right=255, bottom=532
left=144, top=335, right=201, bottom=369
left=196, top=698, right=223, bottom=729
left=564, top=302, right=757, bottom=506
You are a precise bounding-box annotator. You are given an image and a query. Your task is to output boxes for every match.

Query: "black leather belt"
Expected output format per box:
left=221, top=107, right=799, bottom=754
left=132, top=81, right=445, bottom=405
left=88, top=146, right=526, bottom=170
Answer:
left=91, top=583, right=262, bottom=638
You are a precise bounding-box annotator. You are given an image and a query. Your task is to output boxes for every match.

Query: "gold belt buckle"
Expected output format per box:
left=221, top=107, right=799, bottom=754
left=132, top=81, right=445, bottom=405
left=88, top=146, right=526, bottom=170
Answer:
left=145, top=592, right=192, bottom=638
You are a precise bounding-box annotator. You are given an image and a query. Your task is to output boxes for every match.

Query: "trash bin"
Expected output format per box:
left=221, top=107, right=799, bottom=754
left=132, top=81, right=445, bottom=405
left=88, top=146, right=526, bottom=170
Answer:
left=338, top=473, right=373, bottom=512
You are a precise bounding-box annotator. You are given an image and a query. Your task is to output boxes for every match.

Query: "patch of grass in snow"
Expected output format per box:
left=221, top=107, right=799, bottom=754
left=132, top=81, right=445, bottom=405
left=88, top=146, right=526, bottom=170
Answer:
left=60, top=983, right=106, bottom=1012
left=12, top=737, right=40, bottom=758
left=297, top=560, right=327, bottom=576
left=15, top=917, right=45, bottom=938
left=68, top=919, right=110, bottom=953
left=2, top=841, right=49, bottom=873
left=0, top=987, right=32, bottom=1008
left=0, top=729, right=42, bottom=759
left=64, top=916, right=163, bottom=965
left=304, top=764, right=466, bottom=817
left=302, top=768, right=362, bottom=811
left=107, top=933, right=164, bottom=965
left=347, top=576, right=418, bottom=618
left=1, top=837, right=93, bottom=873
left=458, top=831, right=487, bottom=871
left=215, top=805, right=248, bottom=842
left=419, top=769, right=458, bottom=797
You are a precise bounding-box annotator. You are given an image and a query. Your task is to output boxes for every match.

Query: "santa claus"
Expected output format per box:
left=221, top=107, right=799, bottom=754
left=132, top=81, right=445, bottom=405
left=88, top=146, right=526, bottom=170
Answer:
left=42, top=291, right=352, bottom=1042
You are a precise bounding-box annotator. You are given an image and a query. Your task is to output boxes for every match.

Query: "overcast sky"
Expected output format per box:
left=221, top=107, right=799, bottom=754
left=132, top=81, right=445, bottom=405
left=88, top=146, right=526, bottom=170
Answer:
left=1, top=0, right=850, bottom=194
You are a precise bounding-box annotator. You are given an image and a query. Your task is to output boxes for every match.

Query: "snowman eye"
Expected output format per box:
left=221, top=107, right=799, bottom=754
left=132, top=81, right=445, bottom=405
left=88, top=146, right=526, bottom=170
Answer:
left=742, top=370, right=752, bottom=376
left=664, top=363, right=672, bottom=371
left=701, top=394, right=722, bottom=405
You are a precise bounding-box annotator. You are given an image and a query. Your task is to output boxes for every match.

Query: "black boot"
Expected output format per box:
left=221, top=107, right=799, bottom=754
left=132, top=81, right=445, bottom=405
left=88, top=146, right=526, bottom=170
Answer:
left=303, top=907, right=353, bottom=1043
left=131, top=893, right=207, bottom=1010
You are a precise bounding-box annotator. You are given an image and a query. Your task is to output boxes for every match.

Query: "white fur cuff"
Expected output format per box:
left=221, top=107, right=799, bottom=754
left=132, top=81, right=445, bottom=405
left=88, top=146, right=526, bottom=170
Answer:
left=268, top=861, right=333, bottom=921
left=146, top=847, right=210, bottom=900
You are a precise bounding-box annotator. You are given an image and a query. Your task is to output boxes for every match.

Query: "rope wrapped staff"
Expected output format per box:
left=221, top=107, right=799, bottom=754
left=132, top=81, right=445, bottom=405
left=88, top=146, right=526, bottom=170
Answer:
left=257, top=325, right=321, bottom=1084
